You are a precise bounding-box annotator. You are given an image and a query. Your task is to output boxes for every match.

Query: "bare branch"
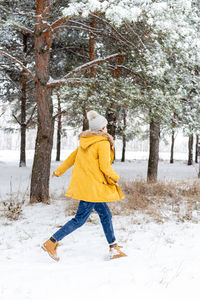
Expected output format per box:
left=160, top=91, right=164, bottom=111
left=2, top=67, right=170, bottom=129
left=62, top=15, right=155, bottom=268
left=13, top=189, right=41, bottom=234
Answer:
left=53, top=109, right=67, bottom=120
left=125, top=23, right=147, bottom=50
left=26, top=105, right=37, bottom=127
left=47, top=53, right=125, bottom=88
left=119, top=65, right=144, bottom=80
left=12, top=114, right=21, bottom=125
left=68, top=20, right=103, bottom=33
left=51, top=16, right=70, bottom=30
left=90, top=13, right=137, bottom=49
left=54, top=25, right=99, bottom=35
left=0, top=51, right=37, bottom=82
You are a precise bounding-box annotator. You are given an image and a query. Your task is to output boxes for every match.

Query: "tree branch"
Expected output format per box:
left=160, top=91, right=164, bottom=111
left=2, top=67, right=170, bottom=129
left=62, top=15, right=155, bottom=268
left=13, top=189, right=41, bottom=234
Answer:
left=125, top=23, right=146, bottom=50
left=10, top=24, right=34, bottom=35
left=90, top=13, right=137, bottom=49
left=47, top=78, right=89, bottom=88
left=53, top=109, right=67, bottom=120
left=47, top=53, right=125, bottom=88
left=54, top=25, right=99, bottom=35
left=0, top=21, right=34, bottom=35
left=0, top=51, right=37, bottom=82
left=51, top=8, right=103, bottom=31
left=42, top=0, right=61, bottom=16
left=12, top=114, right=21, bottom=125
left=51, top=16, right=69, bottom=31
left=26, top=105, right=37, bottom=127
left=68, top=20, right=103, bottom=33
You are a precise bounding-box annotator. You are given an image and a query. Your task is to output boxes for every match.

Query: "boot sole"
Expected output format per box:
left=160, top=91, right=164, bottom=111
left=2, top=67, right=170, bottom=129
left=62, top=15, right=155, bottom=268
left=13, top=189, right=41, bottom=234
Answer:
left=41, top=245, right=60, bottom=262
left=111, top=254, right=127, bottom=259
left=110, top=252, right=127, bottom=259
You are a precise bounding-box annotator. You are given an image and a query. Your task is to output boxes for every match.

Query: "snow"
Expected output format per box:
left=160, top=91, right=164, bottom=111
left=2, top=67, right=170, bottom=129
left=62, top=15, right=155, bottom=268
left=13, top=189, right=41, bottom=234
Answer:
left=0, top=150, right=200, bottom=300
left=62, top=0, right=141, bottom=26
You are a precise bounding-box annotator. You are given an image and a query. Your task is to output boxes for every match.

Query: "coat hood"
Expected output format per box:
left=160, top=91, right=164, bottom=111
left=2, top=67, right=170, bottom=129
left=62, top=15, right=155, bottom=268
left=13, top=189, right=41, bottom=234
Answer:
left=78, top=130, right=114, bottom=150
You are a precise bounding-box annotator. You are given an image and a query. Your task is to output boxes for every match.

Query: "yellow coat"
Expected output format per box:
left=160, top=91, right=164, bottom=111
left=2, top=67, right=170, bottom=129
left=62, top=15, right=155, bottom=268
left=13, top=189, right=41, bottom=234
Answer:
left=54, top=131, right=124, bottom=202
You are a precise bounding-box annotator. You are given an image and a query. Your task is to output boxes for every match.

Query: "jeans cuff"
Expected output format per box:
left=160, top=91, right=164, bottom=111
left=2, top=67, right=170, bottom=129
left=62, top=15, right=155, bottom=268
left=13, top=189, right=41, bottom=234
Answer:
left=50, top=236, right=57, bottom=243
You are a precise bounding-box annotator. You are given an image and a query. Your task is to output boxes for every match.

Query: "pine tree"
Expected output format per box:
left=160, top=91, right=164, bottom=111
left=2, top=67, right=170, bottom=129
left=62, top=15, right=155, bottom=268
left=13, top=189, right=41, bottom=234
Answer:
left=0, top=0, right=123, bottom=203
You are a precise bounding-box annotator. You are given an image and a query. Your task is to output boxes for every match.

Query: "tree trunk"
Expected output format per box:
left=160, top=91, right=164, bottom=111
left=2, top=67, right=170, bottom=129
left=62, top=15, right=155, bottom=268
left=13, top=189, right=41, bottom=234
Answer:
left=121, top=109, right=127, bottom=162
left=195, top=135, right=199, bottom=163
left=82, top=18, right=96, bottom=131
left=19, top=34, right=28, bottom=167
left=106, top=104, right=117, bottom=137
left=197, top=136, right=200, bottom=178
left=147, top=119, right=160, bottom=182
left=89, top=18, right=96, bottom=78
left=82, top=108, right=89, bottom=131
left=106, top=55, right=122, bottom=139
left=56, top=94, right=61, bottom=161
left=188, top=134, right=193, bottom=166
left=170, top=128, right=175, bottom=164
left=30, top=0, right=54, bottom=204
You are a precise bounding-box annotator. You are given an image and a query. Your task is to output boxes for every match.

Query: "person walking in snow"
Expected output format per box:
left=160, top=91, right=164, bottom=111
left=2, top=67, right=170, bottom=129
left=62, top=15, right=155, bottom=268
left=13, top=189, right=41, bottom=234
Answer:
left=42, top=110, right=126, bottom=261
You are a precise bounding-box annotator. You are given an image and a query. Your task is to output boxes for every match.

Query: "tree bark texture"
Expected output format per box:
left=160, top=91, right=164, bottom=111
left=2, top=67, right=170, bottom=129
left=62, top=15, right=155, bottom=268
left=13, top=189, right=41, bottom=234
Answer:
left=19, top=34, right=28, bottom=167
left=82, top=108, right=89, bottom=131
left=89, top=19, right=97, bottom=78
left=30, top=0, right=54, bottom=204
left=188, top=134, right=193, bottom=166
left=147, top=119, right=160, bottom=182
left=106, top=55, right=122, bottom=139
left=195, top=135, right=199, bottom=163
left=82, top=18, right=96, bottom=131
left=56, top=94, right=61, bottom=161
left=121, top=109, right=127, bottom=162
left=170, top=128, right=175, bottom=164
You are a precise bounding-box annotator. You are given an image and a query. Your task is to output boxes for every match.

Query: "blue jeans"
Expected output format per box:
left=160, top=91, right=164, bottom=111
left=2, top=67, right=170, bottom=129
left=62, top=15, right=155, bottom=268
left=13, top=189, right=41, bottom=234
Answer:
left=52, top=201, right=116, bottom=244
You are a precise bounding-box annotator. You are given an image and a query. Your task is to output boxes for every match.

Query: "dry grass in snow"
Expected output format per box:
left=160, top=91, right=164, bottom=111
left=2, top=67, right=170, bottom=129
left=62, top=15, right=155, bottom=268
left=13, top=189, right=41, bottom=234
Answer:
left=64, top=180, right=200, bottom=223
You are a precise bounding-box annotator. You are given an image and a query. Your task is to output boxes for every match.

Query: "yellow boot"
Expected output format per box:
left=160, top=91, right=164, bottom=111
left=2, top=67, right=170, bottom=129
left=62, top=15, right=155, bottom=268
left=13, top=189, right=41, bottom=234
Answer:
left=42, top=239, right=60, bottom=261
left=109, top=243, right=127, bottom=260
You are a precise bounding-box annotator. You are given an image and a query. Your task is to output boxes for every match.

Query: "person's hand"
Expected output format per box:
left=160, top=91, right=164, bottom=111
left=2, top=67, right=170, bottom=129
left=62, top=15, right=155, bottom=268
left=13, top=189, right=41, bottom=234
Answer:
left=51, top=173, right=55, bottom=179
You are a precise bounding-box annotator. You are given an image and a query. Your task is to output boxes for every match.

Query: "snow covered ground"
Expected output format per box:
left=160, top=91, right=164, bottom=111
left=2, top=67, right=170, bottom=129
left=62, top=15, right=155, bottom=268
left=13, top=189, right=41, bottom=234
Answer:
left=0, top=150, right=200, bottom=300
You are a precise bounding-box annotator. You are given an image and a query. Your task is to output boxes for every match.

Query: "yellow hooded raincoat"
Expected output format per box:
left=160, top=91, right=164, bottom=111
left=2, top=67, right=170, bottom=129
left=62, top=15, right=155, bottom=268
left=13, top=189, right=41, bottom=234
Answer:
left=54, top=131, right=124, bottom=202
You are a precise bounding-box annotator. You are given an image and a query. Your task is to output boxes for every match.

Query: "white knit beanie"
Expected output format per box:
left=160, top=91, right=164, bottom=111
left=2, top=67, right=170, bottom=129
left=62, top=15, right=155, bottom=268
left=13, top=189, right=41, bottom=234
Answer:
left=87, top=110, right=108, bottom=131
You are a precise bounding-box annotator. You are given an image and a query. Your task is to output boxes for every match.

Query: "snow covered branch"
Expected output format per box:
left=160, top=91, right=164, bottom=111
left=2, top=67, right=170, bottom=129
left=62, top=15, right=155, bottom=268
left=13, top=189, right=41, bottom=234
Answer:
left=125, top=23, right=147, bottom=50
left=47, top=53, right=125, bottom=88
left=90, top=13, right=137, bottom=49
left=0, top=21, right=34, bottom=35
left=9, top=24, right=34, bottom=35
left=54, top=20, right=102, bottom=34
left=0, top=51, right=37, bottom=82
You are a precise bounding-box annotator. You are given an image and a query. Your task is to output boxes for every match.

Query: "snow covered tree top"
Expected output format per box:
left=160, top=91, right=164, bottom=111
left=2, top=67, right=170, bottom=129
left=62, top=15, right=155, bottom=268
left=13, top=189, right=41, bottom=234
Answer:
left=62, top=0, right=195, bottom=26
left=62, top=0, right=142, bottom=26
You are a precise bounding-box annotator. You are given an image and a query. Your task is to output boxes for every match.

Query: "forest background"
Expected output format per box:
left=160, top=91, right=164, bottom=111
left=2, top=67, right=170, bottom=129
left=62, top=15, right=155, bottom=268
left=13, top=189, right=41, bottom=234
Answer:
left=1, top=2, right=200, bottom=298
left=0, top=0, right=200, bottom=205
